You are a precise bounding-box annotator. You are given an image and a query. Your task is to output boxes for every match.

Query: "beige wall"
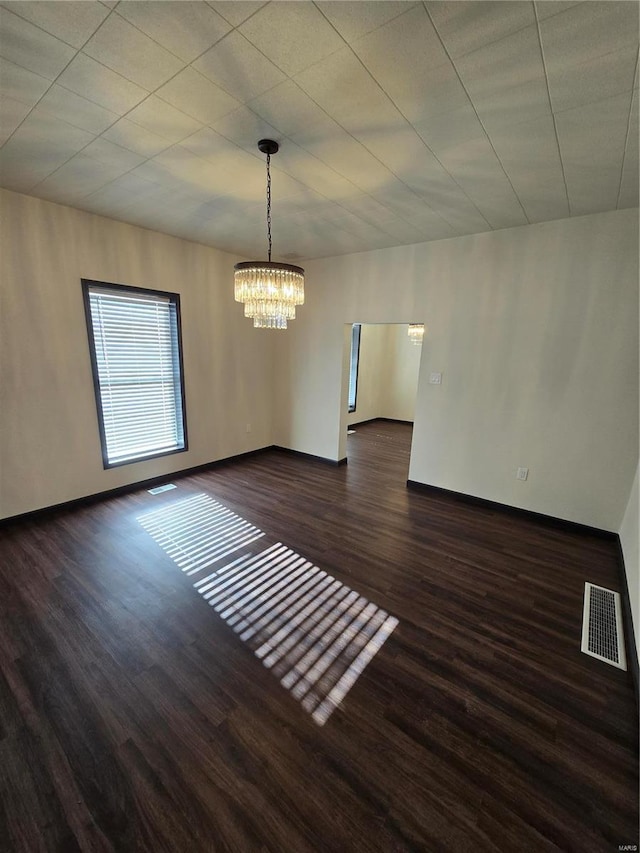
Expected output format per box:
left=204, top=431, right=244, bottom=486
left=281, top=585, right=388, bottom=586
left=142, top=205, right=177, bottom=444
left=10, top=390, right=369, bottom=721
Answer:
left=381, top=324, right=422, bottom=422
left=2, top=189, right=638, bottom=543
left=619, top=465, right=639, bottom=660
left=347, top=323, right=387, bottom=425
left=275, top=208, right=639, bottom=532
left=0, top=189, right=274, bottom=519
left=346, top=323, right=421, bottom=426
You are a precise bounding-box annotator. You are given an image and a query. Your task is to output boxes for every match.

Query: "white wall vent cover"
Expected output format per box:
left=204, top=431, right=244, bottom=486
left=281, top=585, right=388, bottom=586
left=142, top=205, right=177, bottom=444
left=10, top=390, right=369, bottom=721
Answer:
left=581, top=583, right=627, bottom=670
left=147, top=483, right=177, bottom=495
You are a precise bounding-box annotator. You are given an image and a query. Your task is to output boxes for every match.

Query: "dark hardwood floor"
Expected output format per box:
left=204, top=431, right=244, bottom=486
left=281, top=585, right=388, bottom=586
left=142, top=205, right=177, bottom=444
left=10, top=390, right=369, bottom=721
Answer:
left=0, top=421, right=638, bottom=852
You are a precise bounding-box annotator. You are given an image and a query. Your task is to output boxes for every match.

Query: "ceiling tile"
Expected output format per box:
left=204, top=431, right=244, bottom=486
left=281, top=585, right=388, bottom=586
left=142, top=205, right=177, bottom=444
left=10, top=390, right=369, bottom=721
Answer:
left=352, top=6, right=466, bottom=124
left=32, top=84, right=118, bottom=134
left=127, top=95, right=203, bottom=144
left=128, top=158, right=187, bottom=191
left=83, top=13, right=185, bottom=90
left=454, top=24, right=545, bottom=101
left=534, top=2, right=582, bottom=22
left=269, top=140, right=357, bottom=200
left=430, top=135, right=529, bottom=228
left=155, top=66, right=240, bottom=125
left=471, top=195, right=528, bottom=229
left=488, top=114, right=560, bottom=168
left=294, top=46, right=401, bottom=137
left=210, top=105, right=280, bottom=155
left=115, top=1, right=231, bottom=63
left=0, top=111, right=94, bottom=190
left=206, top=1, right=266, bottom=27
left=0, top=94, right=31, bottom=144
left=179, top=125, right=241, bottom=161
left=472, top=78, right=551, bottom=134
left=0, top=6, right=76, bottom=80
left=546, top=44, right=637, bottom=114
left=239, top=1, right=344, bottom=77
left=618, top=88, right=638, bottom=209
left=34, top=152, right=129, bottom=201
left=290, top=118, right=395, bottom=193
left=102, top=117, right=171, bottom=157
left=375, top=216, right=430, bottom=245
left=11, top=109, right=94, bottom=151
left=81, top=187, right=140, bottom=219
left=170, top=137, right=269, bottom=201
left=367, top=182, right=432, bottom=218
left=193, top=30, right=286, bottom=102
left=504, top=177, right=570, bottom=223
left=426, top=1, right=535, bottom=58
left=103, top=172, right=167, bottom=200
left=412, top=103, right=486, bottom=157
left=435, top=135, right=504, bottom=177
left=2, top=1, right=110, bottom=49
left=316, top=1, right=416, bottom=44
left=0, top=57, right=49, bottom=106
left=539, top=1, right=638, bottom=68
left=146, top=146, right=251, bottom=204
left=556, top=91, right=632, bottom=214
left=355, top=124, right=448, bottom=182
left=82, top=172, right=162, bottom=217
left=556, top=90, right=632, bottom=167
left=368, top=181, right=463, bottom=231
left=328, top=211, right=395, bottom=244
left=248, top=80, right=331, bottom=137
left=56, top=53, right=148, bottom=114
left=83, top=136, right=145, bottom=170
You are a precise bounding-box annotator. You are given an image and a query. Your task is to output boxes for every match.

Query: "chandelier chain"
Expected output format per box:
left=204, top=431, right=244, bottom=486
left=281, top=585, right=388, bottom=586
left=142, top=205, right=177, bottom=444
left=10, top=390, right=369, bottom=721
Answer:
left=266, top=151, right=272, bottom=262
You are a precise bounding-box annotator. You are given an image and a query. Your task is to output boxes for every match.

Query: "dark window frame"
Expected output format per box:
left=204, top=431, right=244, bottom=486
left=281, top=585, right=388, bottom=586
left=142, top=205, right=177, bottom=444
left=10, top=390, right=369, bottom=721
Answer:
left=81, top=278, right=189, bottom=470
left=348, top=323, right=361, bottom=414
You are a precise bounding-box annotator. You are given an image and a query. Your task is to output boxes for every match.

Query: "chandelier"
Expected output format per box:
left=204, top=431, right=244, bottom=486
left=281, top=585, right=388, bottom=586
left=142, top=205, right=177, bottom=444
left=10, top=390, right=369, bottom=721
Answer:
left=234, top=139, right=304, bottom=329
left=408, top=323, right=424, bottom=345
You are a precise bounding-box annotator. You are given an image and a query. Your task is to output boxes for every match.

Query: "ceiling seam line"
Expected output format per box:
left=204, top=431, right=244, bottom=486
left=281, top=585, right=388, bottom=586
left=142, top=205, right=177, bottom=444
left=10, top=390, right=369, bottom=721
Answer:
left=108, top=4, right=233, bottom=66
left=422, top=1, right=531, bottom=226
left=7, top=0, right=273, bottom=195
left=24, top=14, right=274, bottom=199
left=243, top=78, right=449, bottom=237
left=532, top=1, right=572, bottom=217
left=615, top=55, right=638, bottom=209
left=310, top=0, right=493, bottom=233
left=0, top=5, right=138, bottom=189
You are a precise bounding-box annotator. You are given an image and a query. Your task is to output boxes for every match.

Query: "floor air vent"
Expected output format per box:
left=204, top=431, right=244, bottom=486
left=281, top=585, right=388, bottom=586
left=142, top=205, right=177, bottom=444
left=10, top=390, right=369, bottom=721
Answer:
left=147, top=483, right=177, bottom=495
left=581, top=583, right=626, bottom=670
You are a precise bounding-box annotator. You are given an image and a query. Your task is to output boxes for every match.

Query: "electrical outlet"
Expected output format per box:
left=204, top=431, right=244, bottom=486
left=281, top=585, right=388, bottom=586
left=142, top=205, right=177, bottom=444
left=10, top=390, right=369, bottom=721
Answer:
left=516, top=467, right=529, bottom=481
left=246, top=423, right=251, bottom=433
left=429, top=372, right=442, bottom=385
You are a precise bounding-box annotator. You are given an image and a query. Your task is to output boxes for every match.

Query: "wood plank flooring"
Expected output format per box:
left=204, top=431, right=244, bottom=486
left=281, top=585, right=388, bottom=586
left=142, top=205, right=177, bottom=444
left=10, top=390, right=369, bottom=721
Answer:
left=0, top=420, right=638, bottom=851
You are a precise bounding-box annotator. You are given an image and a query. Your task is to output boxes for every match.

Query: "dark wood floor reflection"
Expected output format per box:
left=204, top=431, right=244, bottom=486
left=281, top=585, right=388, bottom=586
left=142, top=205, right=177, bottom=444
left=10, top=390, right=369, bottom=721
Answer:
left=0, top=421, right=637, bottom=851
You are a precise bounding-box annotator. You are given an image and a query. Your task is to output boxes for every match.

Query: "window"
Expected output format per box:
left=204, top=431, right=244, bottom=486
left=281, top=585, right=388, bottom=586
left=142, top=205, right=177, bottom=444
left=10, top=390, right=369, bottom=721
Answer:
left=348, top=323, right=361, bottom=413
left=82, top=280, right=187, bottom=468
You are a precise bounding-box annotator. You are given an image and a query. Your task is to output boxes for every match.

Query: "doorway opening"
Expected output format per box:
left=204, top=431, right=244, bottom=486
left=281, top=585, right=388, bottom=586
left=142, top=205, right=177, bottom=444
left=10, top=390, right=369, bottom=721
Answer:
left=340, top=323, right=424, bottom=477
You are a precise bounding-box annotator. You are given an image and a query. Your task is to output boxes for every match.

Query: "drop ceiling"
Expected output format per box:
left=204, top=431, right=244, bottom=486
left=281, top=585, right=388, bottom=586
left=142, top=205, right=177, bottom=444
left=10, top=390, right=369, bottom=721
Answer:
left=1, top=0, right=638, bottom=260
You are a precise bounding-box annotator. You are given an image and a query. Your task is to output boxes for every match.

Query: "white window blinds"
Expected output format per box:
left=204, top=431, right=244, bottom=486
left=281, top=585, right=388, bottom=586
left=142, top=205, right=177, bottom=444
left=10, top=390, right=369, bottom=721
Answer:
left=84, top=283, right=186, bottom=467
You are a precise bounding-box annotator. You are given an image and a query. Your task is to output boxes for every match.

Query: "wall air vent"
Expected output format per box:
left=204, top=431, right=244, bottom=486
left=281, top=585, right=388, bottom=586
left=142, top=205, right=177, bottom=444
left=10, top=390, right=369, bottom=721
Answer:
left=581, top=582, right=626, bottom=670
